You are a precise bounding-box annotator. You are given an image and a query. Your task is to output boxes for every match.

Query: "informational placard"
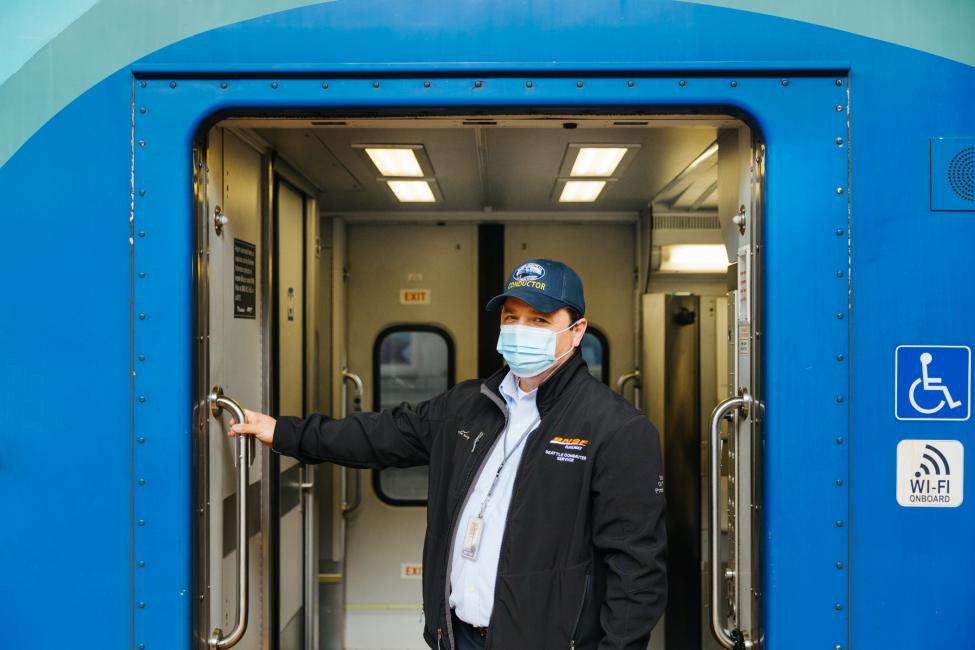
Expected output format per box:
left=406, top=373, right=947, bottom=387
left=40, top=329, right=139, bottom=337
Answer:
left=896, top=439, right=964, bottom=507
left=400, top=288, right=431, bottom=305
left=895, top=345, right=971, bottom=421
left=738, top=321, right=751, bottom=358
left=233, top=238, right=257, bottom=319
left=737, top=246, right=751, bottom=324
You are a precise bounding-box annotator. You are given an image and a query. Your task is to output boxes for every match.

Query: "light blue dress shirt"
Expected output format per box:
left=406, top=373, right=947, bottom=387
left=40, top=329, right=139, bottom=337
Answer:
left=448, top=370, right=541, bottom=626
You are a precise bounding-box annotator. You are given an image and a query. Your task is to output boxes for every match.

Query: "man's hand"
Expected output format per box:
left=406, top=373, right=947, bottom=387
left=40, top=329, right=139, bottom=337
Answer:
left=230, top=409, right=276, bottom=448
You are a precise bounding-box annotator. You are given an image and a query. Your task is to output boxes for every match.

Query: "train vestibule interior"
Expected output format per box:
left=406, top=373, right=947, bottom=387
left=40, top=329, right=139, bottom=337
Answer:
left=198, top=112, right=761, bottom=650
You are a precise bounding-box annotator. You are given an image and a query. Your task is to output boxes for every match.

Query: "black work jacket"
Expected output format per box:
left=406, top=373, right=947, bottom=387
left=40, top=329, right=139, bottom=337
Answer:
left=273, top=353, right=667, bottom=650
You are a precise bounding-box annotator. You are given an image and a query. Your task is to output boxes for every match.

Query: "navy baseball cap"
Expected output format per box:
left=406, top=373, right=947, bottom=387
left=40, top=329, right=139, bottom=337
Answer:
left=486, top=259, right=586, bottom=315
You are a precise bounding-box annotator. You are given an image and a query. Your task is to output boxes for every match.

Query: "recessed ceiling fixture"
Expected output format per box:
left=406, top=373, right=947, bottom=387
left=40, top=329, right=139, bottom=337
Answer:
left=559, top=180, right=608, bottom=203
left=555, top=143, right=639, bottom=204
left=570, top=147, right=629, bottom=177
left=658, top=244, right=728, bottom=273
left=560, top=143, right=639, bottom=178
left=353, top=144, right=439, bottom=203
left=386, top=180, right=437, bottom=203
left=363, top=147, right=424, bottom=177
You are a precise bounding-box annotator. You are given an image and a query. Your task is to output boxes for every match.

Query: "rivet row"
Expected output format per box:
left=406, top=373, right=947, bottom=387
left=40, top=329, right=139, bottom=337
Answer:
left=134, top=77, right=851, bottom=97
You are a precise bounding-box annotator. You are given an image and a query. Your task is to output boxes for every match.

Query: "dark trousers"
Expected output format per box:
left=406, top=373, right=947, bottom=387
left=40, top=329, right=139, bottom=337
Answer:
left=451, top=610, right=487, bottom=650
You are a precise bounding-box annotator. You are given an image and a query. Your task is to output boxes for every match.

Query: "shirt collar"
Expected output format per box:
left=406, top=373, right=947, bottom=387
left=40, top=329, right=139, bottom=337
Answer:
left=481, top=353, right=588, bottom=417
left=499, top=370, right=538, bottom=405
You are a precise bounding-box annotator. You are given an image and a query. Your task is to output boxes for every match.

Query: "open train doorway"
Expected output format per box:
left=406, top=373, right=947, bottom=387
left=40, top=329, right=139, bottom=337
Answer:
left=195, top=112, right=763, bottom=650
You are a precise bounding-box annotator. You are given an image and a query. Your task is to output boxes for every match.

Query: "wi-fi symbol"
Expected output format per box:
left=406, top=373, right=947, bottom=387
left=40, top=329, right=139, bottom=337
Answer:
left=914, top=444, right=952, bottom=478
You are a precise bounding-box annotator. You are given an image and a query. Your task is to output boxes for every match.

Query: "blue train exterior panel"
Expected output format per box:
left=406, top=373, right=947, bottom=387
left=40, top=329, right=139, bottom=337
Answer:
left=0, top=71, right=134, bottom=647
left=1, top=2, right=973, bottom=649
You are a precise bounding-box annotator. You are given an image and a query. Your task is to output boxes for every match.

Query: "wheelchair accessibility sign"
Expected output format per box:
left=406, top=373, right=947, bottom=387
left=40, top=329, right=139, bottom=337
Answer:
left=895, top=345, right=971, bottom=421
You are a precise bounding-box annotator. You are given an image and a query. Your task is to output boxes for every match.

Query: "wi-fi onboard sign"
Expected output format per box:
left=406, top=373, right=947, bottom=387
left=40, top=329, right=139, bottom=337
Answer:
left=897, top=440, right=965, bottom=507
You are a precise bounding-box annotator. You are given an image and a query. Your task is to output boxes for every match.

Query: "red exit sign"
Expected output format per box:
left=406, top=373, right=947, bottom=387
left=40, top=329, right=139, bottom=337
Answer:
left=401, top=563, right=423, bottom=579
left=400, top=289, right=431, bottom=305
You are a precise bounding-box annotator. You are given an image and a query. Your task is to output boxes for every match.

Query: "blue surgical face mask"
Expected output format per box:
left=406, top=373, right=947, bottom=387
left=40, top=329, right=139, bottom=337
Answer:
left=496, top=321, right=580, bottom=378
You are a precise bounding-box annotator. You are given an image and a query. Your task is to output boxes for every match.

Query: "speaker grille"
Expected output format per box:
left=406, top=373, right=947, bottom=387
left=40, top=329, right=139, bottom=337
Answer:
left=930, top=137, right=975, bottom=211
left=653, top=214, right=721, bottom=230
left=947, top=146, right=975, bottom=202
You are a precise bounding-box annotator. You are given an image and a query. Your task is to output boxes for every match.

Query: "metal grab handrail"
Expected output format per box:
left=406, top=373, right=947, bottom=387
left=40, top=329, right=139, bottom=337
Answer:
left=708, top=394, right=755, bottom=650
left=299, top=463, right=316, bottom=648
left=342, top=370, right=365, bottom=412
left=207, top=386, right=250, bottom=649
left=615, top=369, right=640, bottom=394
left=615, top=369, right=642, bottom=410
left=340, top=370, right=364, bottom=514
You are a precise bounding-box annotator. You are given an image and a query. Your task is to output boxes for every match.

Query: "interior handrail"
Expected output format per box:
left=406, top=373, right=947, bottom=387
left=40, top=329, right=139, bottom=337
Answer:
left=207, top=386, right=250, bottom=649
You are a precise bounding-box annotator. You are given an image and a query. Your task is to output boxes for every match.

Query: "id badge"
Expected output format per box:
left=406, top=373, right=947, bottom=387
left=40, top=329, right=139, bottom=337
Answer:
left=461, top=516, right=484, bottom=560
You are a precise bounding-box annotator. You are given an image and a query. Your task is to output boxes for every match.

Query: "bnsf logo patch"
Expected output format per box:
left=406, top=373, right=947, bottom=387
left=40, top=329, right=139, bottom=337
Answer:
left=549, top=436, right=589, bottom=449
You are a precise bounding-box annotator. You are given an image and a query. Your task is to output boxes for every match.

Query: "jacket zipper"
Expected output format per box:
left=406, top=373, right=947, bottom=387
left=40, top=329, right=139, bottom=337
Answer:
left=437, top=627, right=443, bottom=649
left=568, top=570, right=591, bottom=648
left=483, top=418, right=543, bottom=649
left=443, top=405, right=508, bottom=650
left=484, top=364, right=585, bottom=648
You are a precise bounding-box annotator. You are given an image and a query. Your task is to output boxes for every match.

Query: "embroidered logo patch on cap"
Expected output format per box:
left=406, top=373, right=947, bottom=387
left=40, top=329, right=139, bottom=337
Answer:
left=513, top=262, right=546, bottom=281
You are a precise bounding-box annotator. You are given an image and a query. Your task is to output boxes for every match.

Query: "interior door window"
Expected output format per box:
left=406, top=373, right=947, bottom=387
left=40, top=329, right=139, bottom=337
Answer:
left=374, top=327, right=454, bottom=504
left=581, top=327, right=609, bottom=384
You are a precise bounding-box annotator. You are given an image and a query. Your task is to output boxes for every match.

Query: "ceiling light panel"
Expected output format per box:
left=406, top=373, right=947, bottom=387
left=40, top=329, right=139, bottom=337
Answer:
left=364, top=147, right=424, bottom=177
left=570, top=147, right=629, bottom=177
left=387, top=180, right=437, bottom=203
left=559, top=143, right=640, bottom=180
left=559, top=180, right=607, bottom=203
left=658, top=244, right=729, bottom=273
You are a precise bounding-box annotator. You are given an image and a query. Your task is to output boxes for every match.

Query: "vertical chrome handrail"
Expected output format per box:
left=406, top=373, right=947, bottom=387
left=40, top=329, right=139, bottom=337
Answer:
left=615, top=369, right=641, bottom=410
left=341, top=370, right=365, bottom=412
left=708, top=394, right=755, bottom=650
left=299, top=465, right=316, bottom=648
left=340, top=370, right=364, bottom=513
left=208, top=386, right=250, bottom=649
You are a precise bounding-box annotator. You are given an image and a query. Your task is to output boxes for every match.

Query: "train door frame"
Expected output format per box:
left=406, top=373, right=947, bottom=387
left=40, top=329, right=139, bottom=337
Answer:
left=134, top=67, right=852, bottom=650
left=192, top=128, right=275, bottom=650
